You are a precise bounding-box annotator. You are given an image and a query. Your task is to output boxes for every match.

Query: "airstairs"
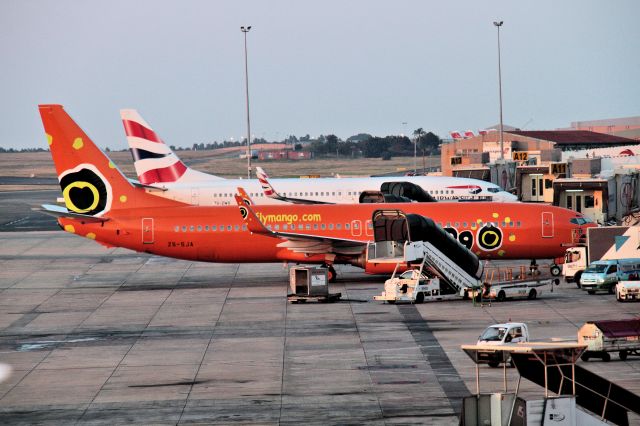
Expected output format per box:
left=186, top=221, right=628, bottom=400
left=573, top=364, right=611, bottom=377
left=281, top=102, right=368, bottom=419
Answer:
left=367, top=210, right=482, bottom=297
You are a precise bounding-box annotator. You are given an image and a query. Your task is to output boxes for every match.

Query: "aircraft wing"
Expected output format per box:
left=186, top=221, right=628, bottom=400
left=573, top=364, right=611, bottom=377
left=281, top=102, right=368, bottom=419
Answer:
left=256, top=166, right=334, bottom=205
left=37, top=204, right=110, bottom=223
left=234, top=190, right=365, bottom=256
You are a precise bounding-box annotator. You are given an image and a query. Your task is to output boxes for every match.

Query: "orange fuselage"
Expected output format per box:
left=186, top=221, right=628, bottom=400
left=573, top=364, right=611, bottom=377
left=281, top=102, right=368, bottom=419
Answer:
left=58, top=201, right=590, bottom=269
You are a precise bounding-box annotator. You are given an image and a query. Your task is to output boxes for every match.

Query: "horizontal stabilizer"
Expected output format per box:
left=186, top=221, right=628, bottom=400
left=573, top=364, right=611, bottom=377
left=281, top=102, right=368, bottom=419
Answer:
left=36, top=204, right=109, bottom=223
left=128, top=178, right=167, bottom=191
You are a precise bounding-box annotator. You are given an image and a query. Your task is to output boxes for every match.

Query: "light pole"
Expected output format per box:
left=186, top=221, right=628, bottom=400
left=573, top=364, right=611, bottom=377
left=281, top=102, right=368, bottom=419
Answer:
left=241, top=26, right=252, bottom=178
left=493, top=20, right=504, bottom=161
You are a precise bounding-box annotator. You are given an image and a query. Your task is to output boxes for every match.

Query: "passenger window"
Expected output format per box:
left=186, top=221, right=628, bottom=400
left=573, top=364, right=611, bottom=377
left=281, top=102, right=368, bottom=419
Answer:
left=321, top=224, right=326, bottom=230
left=329, top=224, right=334, bottom=230
left=197, top=225, right=202, bottom=232
left=205, top=226, right=209, bottom=231
left=283, top=224, right=288, bottom=230
left=190, top=226, right=195, bottom=232
left=174, top=226, right=179, bottom=232
left=337, top=224, right=342, bottom=230
left=242, top=224, right=247, bottom=231
left=298, top=224, right=303, bottom=230
left=305, top=224, right=310, bottom=230
left=234, top=225, right=239, bottom=231
left=212, top=225, right=217, bottom=231
left=313, top=224, right=318, bottom=230
left=227, top=225, right=232, bottom=231
left=345, top=223, right=350, bottom=230
left=516, top=221, right=521, bottom=227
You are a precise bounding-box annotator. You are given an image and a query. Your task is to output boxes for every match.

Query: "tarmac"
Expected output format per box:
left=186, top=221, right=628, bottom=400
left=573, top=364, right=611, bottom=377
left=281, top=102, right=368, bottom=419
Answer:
left=1, top=230, right=640, bottom=425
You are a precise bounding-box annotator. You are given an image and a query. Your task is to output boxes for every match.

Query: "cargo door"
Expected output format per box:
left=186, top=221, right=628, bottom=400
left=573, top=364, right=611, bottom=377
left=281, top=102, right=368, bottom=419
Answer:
left=541, top=212, right=553, bottom=238
left=142, top=218, right=154, bottom=244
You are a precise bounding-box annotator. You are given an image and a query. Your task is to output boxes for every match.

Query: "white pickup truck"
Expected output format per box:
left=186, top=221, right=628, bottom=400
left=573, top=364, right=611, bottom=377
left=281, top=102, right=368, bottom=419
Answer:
left=475, top=322, right=530, bottom=367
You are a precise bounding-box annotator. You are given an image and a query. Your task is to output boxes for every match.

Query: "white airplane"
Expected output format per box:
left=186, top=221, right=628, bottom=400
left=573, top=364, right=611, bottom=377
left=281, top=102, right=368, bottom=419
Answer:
left=120, top=109, right=518, bottom=205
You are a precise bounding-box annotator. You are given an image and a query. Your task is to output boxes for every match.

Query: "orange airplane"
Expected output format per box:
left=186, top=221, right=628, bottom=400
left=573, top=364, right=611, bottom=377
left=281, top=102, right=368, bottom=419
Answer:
left=39, top=105, right=595, bottom=281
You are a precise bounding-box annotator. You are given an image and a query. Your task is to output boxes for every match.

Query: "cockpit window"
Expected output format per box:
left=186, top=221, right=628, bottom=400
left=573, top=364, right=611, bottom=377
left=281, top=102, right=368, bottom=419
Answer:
left=487, top=188, right=500, bottom=193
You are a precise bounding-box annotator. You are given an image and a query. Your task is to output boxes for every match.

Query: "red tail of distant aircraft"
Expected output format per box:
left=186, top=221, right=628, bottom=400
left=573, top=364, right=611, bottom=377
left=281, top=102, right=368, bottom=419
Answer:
left=40, top=105, right=595, bottom=279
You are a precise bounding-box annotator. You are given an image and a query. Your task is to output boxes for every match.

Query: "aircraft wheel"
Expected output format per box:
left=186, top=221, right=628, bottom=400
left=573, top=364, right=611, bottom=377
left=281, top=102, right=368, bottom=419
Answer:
left=326, top=265, right=337, bottom=283
left=387, top=300, right=396, bottom=304
left=620, top=351, right=628, bottom=361
left=602, top=352, right=611, bottom=362
left=608, top=285, right=615, bottom=295
left=581, top=353, right=590, bottom=362
left=488, top=361, right=500, bottom=368
left=497, top=291, right=506, bottom=302
left=550, top=264, right=561, bottom=276
left=415, top=292, right=425, bottom=304
left=528, top=289, right=537, bottom=300
left=587, top=290, right=596, bottom=295
left=575, top=272, right=583, bottom=288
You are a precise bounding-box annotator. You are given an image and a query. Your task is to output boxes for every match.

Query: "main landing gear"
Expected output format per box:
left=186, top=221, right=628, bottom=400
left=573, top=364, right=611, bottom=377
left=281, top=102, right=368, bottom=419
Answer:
left=323, top=264, right=337, bottom=283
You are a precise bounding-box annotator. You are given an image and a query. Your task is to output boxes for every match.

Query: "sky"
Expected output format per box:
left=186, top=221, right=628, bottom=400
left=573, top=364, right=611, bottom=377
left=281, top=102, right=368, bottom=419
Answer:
left=1, top=0, right=639, bottom=150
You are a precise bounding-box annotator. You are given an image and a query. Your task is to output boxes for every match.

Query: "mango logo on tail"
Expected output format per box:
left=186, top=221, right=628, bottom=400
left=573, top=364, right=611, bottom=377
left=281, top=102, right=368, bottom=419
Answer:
left=239, top=206, right=248, bottom=220
left=59, top=165, right=112, bottom=216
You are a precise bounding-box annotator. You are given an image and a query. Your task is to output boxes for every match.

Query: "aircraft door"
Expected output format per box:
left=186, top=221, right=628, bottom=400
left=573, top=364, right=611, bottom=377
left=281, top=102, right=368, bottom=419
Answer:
left=530, top=175, right=544, bottom=202
left=365, top=220, right=373, bottom=237
left=351, top=220, right=362, bottom=237
left=142, top=218, right=154, bottom=244
left=191, top=188, right=199, bottom=206
left=541, top=212, right=553, bottom=238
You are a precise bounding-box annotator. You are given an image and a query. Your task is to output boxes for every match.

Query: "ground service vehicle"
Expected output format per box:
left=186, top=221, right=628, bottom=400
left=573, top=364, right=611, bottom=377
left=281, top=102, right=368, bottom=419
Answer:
left=563, top=226, right=640, bottom=287
left=615, top=260, right=640, bottom=301
left=476, top=323, right=530, bottom=367
left=580, top=258, right=640, bottom=294
left=578, top=319, right=640, bottom=361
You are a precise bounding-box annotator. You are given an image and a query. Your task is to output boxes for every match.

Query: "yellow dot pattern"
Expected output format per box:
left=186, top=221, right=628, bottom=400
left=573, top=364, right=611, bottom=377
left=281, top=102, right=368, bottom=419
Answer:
left=509, top=234, right=516, bottom=242
left=498, top=250, right=505, bottom=256
left=108, top=161, right=116, bottom=169
left=46, top=133, right=53, bottom=146
left=505, top=217, right=511, bottom=223
left=72, top=137, right=84, bottom=150
left=64, top=224, right=75, bottom=233
left=119, top=195, right=127, bottom=203
left=86, top=233, right=96, bottom=240
left=492, top=212, right=499, bottom=218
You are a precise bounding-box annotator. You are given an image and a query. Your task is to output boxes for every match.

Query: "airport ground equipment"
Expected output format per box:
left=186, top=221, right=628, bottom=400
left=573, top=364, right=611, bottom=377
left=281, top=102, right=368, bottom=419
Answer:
left=616, top=277, right=640, bottom=301
left=563, top=226, right=640, bottom=286
left=579, top=258, right=640, bottom=294
left=578, top=319, right=640, bottom=362
left=475, top=323, right=529, bottom=368
left=287, top=266, right=341, bottom=303
left=370, top=211, right=484, bottom=303
left=461, top=342, right=640, bottom=425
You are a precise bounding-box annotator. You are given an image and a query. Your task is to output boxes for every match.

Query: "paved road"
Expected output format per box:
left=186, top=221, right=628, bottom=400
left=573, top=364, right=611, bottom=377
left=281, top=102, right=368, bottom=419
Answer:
left=1, top=232, right=639, bottom=424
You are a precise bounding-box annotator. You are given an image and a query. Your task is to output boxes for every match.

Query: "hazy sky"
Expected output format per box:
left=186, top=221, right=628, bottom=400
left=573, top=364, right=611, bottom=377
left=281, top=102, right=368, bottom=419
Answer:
left=2, top=1, right=639, bottom=149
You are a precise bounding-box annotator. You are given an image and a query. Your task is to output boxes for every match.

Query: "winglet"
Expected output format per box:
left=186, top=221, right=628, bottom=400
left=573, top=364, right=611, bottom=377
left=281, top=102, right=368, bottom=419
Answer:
left=234, top=188, right=272, bottom=235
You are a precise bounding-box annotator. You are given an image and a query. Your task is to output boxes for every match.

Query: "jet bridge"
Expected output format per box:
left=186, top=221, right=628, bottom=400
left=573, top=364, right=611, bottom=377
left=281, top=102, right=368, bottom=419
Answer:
left=367, top=210, right=482, bottom=296
left=461, top=342, right=640, bottom=425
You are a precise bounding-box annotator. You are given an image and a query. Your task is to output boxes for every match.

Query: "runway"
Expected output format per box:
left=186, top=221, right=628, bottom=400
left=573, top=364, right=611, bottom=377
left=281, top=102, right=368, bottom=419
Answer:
left=1, top=231, right=640, bottom=424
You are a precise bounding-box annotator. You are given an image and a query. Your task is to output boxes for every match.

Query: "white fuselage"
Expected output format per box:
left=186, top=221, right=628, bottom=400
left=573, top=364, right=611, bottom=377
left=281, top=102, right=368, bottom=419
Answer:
left=145, top=175, right=518, bottom=205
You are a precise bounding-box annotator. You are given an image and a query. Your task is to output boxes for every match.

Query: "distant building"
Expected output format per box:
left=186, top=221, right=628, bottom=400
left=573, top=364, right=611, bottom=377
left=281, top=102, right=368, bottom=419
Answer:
left=257, top=149, right=313, bottom=161
left=568, top=116, right=640, bottom=140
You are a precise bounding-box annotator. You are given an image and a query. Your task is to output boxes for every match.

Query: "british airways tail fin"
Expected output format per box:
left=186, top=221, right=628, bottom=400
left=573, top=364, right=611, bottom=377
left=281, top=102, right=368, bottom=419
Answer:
left=120, top=109, right=222, bottom=185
